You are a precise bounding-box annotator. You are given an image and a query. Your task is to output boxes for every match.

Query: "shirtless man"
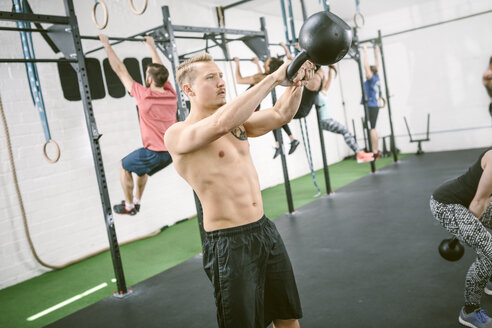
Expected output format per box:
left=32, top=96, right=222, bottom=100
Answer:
left=482, top=56, right=492, bottom=116
left=165, top=52, right=314, bottom=327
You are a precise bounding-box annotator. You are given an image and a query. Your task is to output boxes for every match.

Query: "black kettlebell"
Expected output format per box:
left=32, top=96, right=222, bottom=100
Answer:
left=287, top=11, right=352, bottom=80
left=438, top=236, right=464, bottom=261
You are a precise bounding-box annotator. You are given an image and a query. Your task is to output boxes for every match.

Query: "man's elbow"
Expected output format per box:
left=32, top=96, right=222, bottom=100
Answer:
left=212, top=118, right=231, bottom=136
left=278, top=110, right=294, bottom=125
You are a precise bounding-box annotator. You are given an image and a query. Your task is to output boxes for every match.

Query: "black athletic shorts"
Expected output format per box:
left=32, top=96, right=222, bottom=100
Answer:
left=202, top=215, right=302, bottom=328
left=368, top=106, right=380, bottom=129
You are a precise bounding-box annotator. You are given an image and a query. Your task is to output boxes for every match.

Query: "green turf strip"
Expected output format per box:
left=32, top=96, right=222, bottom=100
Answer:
left=0, top=155, right=405, bottom=328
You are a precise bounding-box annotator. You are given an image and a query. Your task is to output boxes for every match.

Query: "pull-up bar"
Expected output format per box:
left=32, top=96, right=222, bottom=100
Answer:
left=172, top=24, right=264, bottom=36
left=84, top=26, right=163, bottom=55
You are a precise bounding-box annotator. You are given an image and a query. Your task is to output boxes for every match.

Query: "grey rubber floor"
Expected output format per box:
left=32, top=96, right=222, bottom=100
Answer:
left=47, top=148, right=492, bottom=328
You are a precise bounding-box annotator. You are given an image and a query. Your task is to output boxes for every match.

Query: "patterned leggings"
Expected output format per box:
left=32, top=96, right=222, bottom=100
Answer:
left=320, top=119, right=360, bottom=154
left=430, top=196, right=492, bottom=306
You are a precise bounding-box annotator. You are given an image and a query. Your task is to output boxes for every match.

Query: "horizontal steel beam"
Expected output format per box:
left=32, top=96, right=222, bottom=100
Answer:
left=0, top=26, right=46, bottom=33
left=0, top=58, right=77, bottom=63
left=0, top=10, right=69, bottom=25
left=80, top=35, right=168, bottom=42
left=83, top=26, right=163, bottom=55
left=223, top=0, right=254, bottom=10
left=172, top=24, right=264, bottom=36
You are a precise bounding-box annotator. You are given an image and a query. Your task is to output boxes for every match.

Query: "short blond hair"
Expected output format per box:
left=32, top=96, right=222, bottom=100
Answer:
left=176, top=52, right=213, bottom=88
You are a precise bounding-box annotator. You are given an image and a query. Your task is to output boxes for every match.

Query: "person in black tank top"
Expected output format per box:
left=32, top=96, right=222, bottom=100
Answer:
left=430, top=148, right=492, bottom=326
left=482, top=56, right=492, bottom=117
left=294, top=68, right=324, bottom=119
left=234, top=55, right=300, bottom=158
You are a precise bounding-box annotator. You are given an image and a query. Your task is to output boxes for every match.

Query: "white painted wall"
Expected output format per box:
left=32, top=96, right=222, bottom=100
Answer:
left=341, top=0, right=492, bottom=153
left=0, top=0, right=491, bottom=288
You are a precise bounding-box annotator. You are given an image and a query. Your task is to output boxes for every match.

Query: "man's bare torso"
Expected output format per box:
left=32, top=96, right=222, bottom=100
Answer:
left=171, top=123, right=264, bottom=231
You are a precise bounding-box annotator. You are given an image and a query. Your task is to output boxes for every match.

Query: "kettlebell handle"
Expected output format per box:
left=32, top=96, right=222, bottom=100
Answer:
left=449, top=236, right=460, bottom=248
left=286, top=50, right=309, bottom=81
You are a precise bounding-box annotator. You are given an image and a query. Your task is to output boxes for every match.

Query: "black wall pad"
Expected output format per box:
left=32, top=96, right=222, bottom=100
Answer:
left=58, top=58, right=105, bottom=101
left=103, top=59, right=125, bottom=98
left=46, top=148, right=490, bottom=328
left=57, top=59, right=80, bottom=101
left=240, top=35, right=269, bottom=62
left=124, top=58, right=142, bottom=85
left=141, top=57, right=152, bottom=82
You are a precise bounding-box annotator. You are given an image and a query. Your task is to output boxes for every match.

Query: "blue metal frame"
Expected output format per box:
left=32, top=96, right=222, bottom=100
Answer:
left=13, top=0, right=52, bottom=143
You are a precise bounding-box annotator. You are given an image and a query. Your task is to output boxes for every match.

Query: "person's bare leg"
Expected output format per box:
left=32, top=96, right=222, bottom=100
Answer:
left=135, top=174, right=148, bottom=201
left=120, top=162, right=134, bottom=205
left=273, top=319, right=300, bottom=328
left=370, top=129, right=379, bottom=153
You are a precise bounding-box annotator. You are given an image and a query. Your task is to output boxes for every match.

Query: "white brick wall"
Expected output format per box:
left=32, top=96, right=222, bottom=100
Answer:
left=1, top=0, right=491, bottom=289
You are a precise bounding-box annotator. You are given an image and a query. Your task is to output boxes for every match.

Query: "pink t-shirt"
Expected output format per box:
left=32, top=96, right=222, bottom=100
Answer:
left=130, top=81, right=178, bottom=151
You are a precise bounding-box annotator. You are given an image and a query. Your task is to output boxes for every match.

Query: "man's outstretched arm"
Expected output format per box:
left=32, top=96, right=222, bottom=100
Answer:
left=374, top=45, right=380, bottom=72
left=243, top=61, right=315, bottom=137
left=99, top=34, right=133, bottom=92
left=362, top=45, right=372, bottom=80
left=144, top=36, right=163, bottom=65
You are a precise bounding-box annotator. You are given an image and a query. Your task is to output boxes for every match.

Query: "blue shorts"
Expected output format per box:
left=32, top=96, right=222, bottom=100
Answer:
left=121, top=147, right=172, bottom=176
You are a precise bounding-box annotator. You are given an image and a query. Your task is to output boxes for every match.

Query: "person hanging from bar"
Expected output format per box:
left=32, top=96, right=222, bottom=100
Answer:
left=361, top=44, right=383, bottom=160
left=283, top=43, right=373, bottom=163
left=234, top=46, right=300, bottom=159
left=316, top=65, right=374, bottom=163
left=482, top=56, right=492, bottom=117
left=99, top=34, right=177, bottom=215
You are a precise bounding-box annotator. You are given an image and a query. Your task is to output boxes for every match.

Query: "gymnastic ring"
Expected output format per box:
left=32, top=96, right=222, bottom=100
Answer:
left=354, top=12, right=365, bottom=28
left=378, top=97, right=386, bottom=108
left=92, top=0, right=108, bottom=30
left=43, top=139, right=60, bottom=164
left=129, top=0, right=148, bottom=15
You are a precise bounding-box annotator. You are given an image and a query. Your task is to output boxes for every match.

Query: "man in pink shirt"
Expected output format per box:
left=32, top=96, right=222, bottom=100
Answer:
left=100, top=35, right=177, bottom=215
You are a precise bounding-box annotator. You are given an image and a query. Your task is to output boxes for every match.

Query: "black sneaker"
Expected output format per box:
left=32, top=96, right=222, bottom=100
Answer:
left=113, top=201, right=137, bottom=215
left=273, top=147, right=281, bottom=159
left=135, top=204, right=140, bottom=212
left=288, top=139, right=300, bottom=155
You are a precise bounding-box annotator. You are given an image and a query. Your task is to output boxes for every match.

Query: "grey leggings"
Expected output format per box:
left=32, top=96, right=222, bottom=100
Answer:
left=320, top=119, right=360, bottom=154
left=430, top=196, right=492, bottom=307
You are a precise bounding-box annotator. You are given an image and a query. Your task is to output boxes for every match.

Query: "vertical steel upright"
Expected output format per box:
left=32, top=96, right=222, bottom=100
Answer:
left=161, top=6, right=189, bottom=122
left=377, top=30, right=398, bottom=162
left=302, top=0, right=332, bottom=193
left=160, top=6, right=205, bottom=242
left=279, top=0, right=291, bottom=46
left=261, top=16, right=294, bottom=213
left=353, top=28, right=376, bottom=173
left=63, top=0, right=128, bottom=295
